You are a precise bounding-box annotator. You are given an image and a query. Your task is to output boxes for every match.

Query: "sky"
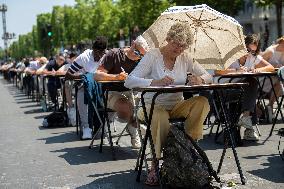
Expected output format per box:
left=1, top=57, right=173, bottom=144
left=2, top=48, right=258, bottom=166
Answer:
left=0, top=0, right=76, bottom=48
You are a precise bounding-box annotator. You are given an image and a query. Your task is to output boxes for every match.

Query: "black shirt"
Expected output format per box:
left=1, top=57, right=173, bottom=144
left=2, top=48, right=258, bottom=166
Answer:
left=100, top=48, right=138, bottom=74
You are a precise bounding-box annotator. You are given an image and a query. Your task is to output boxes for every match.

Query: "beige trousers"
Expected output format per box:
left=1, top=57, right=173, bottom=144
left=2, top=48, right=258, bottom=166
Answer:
left=137, top=96, right=210, bottom=158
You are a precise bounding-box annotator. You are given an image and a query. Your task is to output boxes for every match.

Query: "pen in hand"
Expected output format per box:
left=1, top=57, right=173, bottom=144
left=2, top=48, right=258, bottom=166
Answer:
left=121, top=67, right=125, bottom=73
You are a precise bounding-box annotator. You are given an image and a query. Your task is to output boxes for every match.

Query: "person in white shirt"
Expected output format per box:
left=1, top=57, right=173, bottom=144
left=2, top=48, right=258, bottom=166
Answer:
left=262, top=36, right=284, bottom=118
left=125, top=23, right=212, bottom=186
left=57, top=52, right=78, bottom=126
left=215, top=34, right=274, bottom=140
left=65, top=36, right=107, bottom=139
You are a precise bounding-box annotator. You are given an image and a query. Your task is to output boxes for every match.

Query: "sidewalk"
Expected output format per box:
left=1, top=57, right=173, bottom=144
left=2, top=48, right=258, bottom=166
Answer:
left=0, top=77, right=283, bottom=189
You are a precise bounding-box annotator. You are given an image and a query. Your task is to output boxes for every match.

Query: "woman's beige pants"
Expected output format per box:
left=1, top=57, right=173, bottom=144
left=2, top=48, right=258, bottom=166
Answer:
left=137, top=96, right=210, bottom=158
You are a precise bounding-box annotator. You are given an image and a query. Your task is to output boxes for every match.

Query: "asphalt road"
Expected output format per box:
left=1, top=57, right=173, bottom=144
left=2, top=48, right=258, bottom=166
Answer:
left=0, top=77, right=283, bottom=189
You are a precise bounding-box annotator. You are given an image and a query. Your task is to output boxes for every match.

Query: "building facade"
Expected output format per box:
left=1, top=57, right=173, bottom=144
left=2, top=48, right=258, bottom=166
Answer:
left=235, top=0, right=284, bottom=50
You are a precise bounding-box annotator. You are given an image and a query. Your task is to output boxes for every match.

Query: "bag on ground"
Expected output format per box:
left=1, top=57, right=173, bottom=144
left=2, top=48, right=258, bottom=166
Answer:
left=42, top=111, right=68, bottom=128
left=160, top=126, right=215, bottom=189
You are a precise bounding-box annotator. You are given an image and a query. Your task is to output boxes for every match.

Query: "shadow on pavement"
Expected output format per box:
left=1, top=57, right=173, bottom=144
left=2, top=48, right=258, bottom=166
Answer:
left=51, top=145, right=138, bottom=165
left=76, top=169, right=153, bottom=189
left=246, top=154, right=284, bottom=183
left=34, top=115, right=47, bottom=119
left=15, top=100, right=34, bottom=104
left=20, top=104, right=41, bottom=108
left=24, top=108, right=43, bottom=114
left=38, top=131, right=78, bottom=144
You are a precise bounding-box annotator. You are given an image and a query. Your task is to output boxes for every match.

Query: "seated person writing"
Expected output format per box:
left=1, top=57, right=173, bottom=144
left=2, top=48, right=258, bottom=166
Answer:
left=65, top=36, right=108, bottom=139
left=215, top=34, right=274, bottom=140
left=43, top=54, right=66, bottom=108
left=125, top=23, right=212, bottom=186
left=261, top=36, right=284, bottom=121
left=56, top=52, right=78, bottom=126
left=94, top=36, right=149, bottom=148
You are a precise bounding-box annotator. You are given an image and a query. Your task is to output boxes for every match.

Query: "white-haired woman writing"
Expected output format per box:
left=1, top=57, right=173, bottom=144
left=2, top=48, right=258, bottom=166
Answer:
left=125, top=23, right=212, bottom=186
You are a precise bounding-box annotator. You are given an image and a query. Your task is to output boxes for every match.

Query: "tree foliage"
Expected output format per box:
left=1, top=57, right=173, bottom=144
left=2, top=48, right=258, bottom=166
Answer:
left=7, top=0, right=246, bottom=60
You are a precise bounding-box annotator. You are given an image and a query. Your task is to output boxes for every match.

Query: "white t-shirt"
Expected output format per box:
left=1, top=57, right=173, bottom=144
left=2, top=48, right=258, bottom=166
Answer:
left=69, top=49, right=101, bottom=74
left=265, top=45, right=284, bottom=67
left=228, top=54, right=262, bottom=70
left=125, top=48, right=212, bottom=109
left=217, top=54, right=263, bottom=83
left=28, top=60, right=41, bottom=71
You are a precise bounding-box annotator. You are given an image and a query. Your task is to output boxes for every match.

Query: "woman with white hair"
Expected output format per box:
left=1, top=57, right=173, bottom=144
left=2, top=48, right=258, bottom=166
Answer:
left=125, top=23, right=212, bottom=186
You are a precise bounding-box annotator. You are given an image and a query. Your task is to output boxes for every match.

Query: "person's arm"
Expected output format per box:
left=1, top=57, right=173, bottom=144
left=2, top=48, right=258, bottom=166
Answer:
left=94, top=65, right=127, bottom=81
left=56, top=65, right=67, bottom=76
left=42, top=61, right=56, bottom=75
left=35, top=64, right=46, bottom=75
left=261, top=48, right=273, bottom=62
left=254, top=56, right=275, bottom=72
left=25, top=63, right=37, bottom=75
left=124, top=53, right=154, bottom=88
left=65, top=60, right=83, bottom=80
left=189, top=57, right=213, bottom=84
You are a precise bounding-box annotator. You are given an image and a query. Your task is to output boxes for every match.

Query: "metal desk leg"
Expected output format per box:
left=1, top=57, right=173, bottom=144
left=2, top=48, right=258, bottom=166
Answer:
left=270, top=96, right=284, bottom=136
left=216, top=89, right=246, bottom=185
left=136, top=92, right=161, bottom=188
left=75, top=84, right=79, bottom=136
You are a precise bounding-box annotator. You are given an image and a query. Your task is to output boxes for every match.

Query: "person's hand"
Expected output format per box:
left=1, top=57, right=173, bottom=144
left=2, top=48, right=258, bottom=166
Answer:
left=115, top=72, right=128, bottom=80
left=238, top=66, right=248, bottom=72
left=151, top=76, right=174, bottom=86
left=251, top=68, right=262, bottom=73
left=187, top=74, right=204, bottom=85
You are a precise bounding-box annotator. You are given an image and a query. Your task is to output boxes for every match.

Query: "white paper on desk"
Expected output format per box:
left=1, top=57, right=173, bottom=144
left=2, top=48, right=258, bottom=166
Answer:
left=168, top=84, right=186, bottom=87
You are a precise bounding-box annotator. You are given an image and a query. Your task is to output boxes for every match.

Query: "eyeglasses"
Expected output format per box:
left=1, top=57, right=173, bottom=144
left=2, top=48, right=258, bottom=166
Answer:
left=247, top=48, right=256, bottom=56
left=134, top=49, right=144, bottom=59
left=171, top=41, right=188, bottom=49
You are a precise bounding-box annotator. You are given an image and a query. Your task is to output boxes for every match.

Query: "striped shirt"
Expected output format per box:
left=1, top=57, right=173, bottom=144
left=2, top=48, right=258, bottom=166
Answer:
left=68, top=49, right=101, bottom=74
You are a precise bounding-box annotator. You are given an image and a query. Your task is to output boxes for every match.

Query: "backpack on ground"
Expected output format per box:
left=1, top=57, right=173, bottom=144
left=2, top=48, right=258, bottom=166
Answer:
left=42, top=111, right=68, bottom=128
left=160, top=126, right=220, bottom=189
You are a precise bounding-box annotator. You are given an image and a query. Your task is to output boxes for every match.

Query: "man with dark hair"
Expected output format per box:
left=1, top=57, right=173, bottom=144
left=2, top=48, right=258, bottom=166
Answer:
left=43, top=54, right=66, bottom=107
left=94, top=35, right=149, bottom=148
left=65, top=36, right=108, bottom=139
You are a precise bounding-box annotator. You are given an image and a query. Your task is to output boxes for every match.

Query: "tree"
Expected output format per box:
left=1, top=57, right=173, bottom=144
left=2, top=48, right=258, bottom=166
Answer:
left=36, top=13, right=52, bottom=56
left=172, top=0, right=245, bottom=17
left=255, top=0, right=283, bottom=37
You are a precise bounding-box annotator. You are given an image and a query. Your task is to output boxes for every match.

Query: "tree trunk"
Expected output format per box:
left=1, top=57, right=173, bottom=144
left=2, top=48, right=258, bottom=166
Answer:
left=275, top=0, right=283, bottom=37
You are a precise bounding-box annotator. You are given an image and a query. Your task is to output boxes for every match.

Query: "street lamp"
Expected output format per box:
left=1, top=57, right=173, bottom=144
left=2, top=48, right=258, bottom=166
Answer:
left=263, top=15, right=269, bottom=50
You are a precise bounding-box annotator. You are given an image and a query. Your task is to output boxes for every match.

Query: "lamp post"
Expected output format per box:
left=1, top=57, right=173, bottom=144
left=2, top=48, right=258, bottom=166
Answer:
left=263, top=15, right=269, bottom=50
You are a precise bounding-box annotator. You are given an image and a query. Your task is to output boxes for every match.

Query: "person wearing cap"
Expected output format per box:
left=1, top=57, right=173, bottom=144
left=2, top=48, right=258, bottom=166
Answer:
left=65, top=36, right=108, bottom=139
left=94, top=35, right=149, bottom=148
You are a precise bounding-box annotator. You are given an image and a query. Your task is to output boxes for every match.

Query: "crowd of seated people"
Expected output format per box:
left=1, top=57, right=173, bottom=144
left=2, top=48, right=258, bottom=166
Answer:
left=1, top=31, right=284, bottom=187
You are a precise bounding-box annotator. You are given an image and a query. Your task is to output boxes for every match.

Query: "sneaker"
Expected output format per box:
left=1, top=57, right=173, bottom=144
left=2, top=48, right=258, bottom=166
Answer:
left=266, top=105, right=273, bottom=124
left=243, top=128, right=259, bottom=141
left=238, top=115, right=253, bottom=129
left=138, top=124, right=147, bottom=135
left=82, top=127, right=92, bottom=139
left=67, top=107, right=76, bottom=126
left=126, top=123, right=141, bottom=148
left=131, top=137, right=141, bottom=149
